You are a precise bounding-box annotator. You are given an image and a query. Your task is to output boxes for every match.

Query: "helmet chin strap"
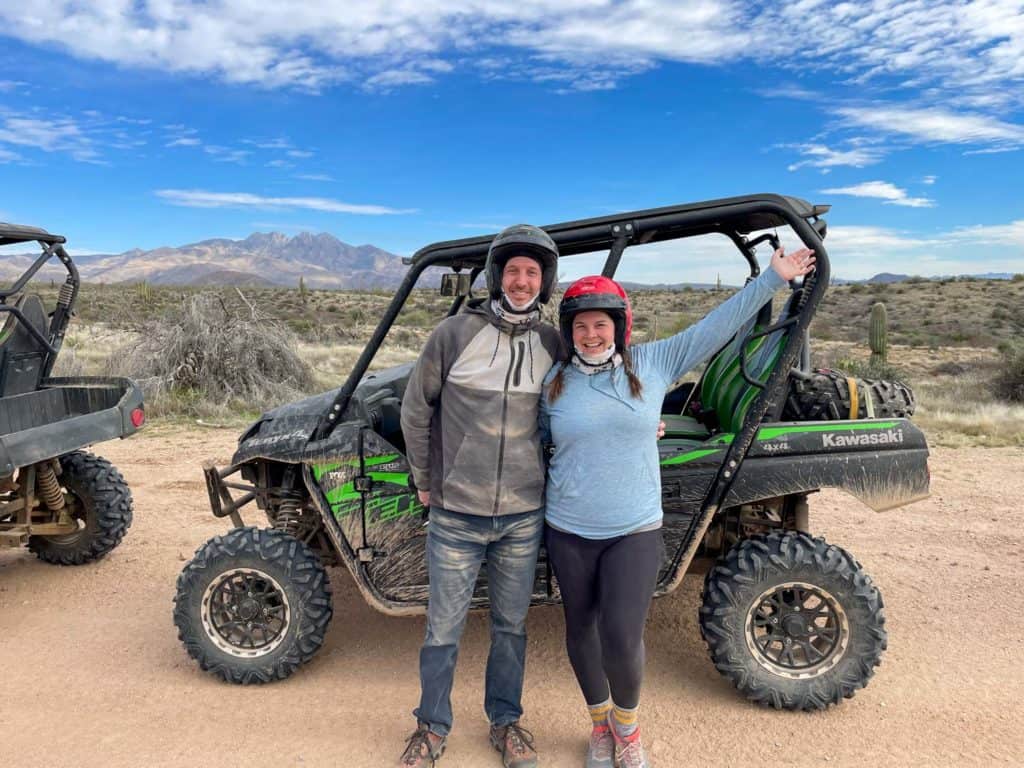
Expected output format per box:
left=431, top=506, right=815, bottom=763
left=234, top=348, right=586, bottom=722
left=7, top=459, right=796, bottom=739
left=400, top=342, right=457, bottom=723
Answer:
left=500, top=291, right=540, bottom=313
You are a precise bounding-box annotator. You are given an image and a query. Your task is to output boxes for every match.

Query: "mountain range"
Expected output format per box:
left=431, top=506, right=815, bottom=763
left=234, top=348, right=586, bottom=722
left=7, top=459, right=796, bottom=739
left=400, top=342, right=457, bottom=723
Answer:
left=2, top=230, right=1018, bottom=288
left=2, top=231, right=409, bottom=289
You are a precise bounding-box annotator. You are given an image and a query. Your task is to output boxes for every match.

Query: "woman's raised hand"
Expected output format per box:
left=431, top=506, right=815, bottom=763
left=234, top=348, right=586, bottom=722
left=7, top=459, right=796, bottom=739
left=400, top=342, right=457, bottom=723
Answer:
left=770, top=247, right=816, bottom=281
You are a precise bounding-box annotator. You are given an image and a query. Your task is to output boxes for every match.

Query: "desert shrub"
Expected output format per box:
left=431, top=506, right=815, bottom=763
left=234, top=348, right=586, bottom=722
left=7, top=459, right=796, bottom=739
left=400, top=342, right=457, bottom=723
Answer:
left=994, top=342, right=1024, bottom=402
left=931, top=361, right=968, bottom=376
left=104, top=292, right=315, bottom=416
left=832, top=356, right=907, bottom=383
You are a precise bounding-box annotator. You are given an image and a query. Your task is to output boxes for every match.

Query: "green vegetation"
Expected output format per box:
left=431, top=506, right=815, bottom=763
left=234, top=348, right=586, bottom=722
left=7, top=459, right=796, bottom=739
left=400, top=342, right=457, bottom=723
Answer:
left=869, top=301, right=888, bottom=367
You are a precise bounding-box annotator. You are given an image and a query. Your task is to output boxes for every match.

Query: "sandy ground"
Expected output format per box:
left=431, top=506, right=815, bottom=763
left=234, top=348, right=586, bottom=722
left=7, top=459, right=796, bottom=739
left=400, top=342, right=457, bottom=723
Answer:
left=2, top=426, right=1022, bottom=768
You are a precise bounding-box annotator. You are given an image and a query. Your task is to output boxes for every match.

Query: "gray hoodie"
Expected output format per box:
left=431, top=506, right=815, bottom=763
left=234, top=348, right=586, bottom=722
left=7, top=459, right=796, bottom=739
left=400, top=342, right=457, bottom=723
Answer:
left=400, top=300, right=561, bottom=516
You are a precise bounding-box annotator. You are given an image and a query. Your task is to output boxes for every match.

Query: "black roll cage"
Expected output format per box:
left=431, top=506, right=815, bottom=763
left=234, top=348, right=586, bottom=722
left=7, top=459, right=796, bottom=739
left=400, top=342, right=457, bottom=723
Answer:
left=0, top=223, right=80, bottom=378
left=312, top=192, right=829, bottom=441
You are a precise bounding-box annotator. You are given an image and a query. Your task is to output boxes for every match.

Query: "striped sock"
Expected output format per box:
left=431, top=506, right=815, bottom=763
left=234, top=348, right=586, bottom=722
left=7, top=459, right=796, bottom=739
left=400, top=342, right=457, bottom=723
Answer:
left=611, top=703, right=639, bottom=739
left=588, top=699, right=613, bottom=728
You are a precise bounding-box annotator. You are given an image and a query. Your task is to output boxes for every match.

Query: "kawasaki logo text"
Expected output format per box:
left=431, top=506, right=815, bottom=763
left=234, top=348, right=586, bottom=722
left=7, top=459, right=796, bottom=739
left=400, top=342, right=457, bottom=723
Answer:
left=822, top=430, right=904, bottom=448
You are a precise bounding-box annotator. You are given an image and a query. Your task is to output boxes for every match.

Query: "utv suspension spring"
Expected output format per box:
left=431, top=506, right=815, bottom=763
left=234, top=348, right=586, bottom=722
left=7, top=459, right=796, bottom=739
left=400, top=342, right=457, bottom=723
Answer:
left=57, top=281, right=75, bottom=308
left=37, top=462, right=66, bottom=513
left=272, top=495, right=307, bottom=538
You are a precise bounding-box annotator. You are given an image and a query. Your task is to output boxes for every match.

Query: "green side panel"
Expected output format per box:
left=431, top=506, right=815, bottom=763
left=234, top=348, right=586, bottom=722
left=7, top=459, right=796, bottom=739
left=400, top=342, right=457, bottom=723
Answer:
left=312, top=453, right=400, bottom=482
left=756, top=421, right=900, bottom=441
left=660, top=447, right=724, bottom=466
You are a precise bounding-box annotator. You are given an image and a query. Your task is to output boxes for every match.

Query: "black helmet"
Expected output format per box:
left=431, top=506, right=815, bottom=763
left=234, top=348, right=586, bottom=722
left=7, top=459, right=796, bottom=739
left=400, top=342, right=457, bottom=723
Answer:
left=484, top=224, right=559, bottom=305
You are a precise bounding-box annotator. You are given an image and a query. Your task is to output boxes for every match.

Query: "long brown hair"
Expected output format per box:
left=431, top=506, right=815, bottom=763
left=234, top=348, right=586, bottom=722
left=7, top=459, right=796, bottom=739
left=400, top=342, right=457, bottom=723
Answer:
left=547, top=345, right=643, bottom=403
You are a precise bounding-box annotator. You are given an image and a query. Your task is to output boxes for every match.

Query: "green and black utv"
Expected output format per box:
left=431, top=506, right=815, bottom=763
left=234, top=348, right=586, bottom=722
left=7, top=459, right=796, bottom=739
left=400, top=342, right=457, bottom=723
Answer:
left=174, top=194, right=928, bottom=710
left=0, top=223, right=143, bottom=563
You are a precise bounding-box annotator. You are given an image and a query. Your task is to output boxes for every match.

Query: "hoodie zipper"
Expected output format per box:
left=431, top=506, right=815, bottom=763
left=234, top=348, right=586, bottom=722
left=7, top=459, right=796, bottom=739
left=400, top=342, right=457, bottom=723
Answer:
left=492, top=330, right=522, bottom=515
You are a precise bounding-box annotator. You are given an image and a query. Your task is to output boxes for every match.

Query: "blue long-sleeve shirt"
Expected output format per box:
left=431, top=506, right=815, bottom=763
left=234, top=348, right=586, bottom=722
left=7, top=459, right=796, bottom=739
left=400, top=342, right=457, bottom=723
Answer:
left=540, top=268, right=787, bottom=539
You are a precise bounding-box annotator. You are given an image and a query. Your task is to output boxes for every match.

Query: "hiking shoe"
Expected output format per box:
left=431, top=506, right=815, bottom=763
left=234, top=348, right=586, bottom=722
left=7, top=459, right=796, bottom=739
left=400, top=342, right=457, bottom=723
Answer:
left=612, top=728, right=648, bottom=768
left=489, top=721, right=539, bottom=768
left=399, top=722, right=446, bottom=767
left=585, top=723, right=615, bottom=768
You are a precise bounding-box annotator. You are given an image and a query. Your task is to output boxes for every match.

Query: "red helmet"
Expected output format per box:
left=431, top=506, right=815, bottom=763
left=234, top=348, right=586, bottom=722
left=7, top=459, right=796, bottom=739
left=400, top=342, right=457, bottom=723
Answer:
left=559, top=275, right=633, bottom=352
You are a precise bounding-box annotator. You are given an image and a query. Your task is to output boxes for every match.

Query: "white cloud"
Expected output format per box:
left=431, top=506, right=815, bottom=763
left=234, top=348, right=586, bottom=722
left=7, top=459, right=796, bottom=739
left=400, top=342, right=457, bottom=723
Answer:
left=1, top=0, right=1019, bottom=107
left=166, top=137, right=201, bottom=147
left=786, top=142, right=885, bottom=171
left=0, top=146, right=22, bottom=163
left=155, top=189, right=416, bottom=215
left=944, top=220, right=1024, bottom=247
left=921, top=175, right=937, bottom=185
left=286, top=149, right=314, bottom=159
left=803, top=221, right=1023, bottom=280
left=820, top=180, right=935, bottom=208
left=203, top=145, right=250, bottom=164
left=246, top=138, right=293, bottom=150
left=364, top=69, right=436, bottom=90
left=834, top=105, right=1024, bottom=148
left=0, top=115, right=102, bottom=163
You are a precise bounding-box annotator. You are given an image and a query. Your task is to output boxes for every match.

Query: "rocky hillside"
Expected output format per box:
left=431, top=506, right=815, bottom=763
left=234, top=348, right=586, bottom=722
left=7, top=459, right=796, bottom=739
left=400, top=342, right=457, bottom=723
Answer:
left=2, top=231, right=408, bottom=289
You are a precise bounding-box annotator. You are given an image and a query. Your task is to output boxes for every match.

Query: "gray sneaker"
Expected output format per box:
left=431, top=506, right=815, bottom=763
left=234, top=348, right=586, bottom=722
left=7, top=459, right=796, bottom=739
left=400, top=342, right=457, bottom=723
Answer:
left=612, top=728, right=648, bottom=768
left=585, top=723, right=614, bottom=768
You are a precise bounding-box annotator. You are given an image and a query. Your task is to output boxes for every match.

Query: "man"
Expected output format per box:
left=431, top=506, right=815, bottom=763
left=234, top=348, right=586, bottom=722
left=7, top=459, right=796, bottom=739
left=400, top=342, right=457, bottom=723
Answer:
left=398, top=224, right=561, bottom=768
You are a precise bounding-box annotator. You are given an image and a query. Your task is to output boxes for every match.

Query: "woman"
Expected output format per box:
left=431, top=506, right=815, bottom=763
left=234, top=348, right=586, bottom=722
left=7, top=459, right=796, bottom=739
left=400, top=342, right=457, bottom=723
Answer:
left=540, top=247, right=815, bottom=768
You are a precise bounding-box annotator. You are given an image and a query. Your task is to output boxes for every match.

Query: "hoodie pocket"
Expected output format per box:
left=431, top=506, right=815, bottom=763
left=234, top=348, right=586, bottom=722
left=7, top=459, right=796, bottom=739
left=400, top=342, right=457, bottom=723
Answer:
left=442, top=434, right=498, bottom=507
left=499, top=437, right=545, bottom=507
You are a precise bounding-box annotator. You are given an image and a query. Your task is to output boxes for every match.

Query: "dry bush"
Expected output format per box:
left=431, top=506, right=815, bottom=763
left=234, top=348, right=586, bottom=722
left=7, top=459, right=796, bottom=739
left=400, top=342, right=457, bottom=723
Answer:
left=104, top=292, right=314, bottom=416
left=994, top=343, right=1024, bottom=403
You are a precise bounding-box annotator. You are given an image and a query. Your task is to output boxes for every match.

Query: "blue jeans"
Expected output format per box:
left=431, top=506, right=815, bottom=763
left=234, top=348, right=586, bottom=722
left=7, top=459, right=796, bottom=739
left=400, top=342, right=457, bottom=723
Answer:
left=415, top=506, right=544, bottom=737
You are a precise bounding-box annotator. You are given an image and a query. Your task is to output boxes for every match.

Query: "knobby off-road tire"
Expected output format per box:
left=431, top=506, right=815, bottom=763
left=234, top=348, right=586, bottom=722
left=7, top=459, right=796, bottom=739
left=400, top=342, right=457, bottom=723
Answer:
left=173, top=527, right=333, bottom=684
left=28, top=451, right=134, bottom=565
left=784, top=370, right=915, bottom=421
left=699, top=532, right=886, bottom=711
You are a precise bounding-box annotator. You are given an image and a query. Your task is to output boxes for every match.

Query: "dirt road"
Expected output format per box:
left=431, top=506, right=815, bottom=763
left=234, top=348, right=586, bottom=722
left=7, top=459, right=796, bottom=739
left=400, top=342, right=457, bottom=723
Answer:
left=2, top=427, right=1021, bottom=767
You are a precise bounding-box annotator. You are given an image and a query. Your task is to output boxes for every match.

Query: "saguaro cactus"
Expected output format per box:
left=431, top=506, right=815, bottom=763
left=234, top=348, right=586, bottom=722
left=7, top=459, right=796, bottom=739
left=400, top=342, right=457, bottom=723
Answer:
left=870, top=301, right=888, bottom=366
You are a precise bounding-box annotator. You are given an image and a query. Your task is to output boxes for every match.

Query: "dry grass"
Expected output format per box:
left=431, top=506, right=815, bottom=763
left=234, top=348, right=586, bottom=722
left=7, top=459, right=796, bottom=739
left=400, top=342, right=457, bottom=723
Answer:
left=32, top=279, right=1024, bottom=445
left=813, top=342, right=1024, bottom=447
left=298, top=341, right=421, bottom=390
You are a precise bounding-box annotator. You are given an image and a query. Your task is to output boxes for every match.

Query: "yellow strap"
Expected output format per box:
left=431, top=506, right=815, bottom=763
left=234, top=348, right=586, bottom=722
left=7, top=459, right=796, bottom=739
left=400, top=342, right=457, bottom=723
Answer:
left=846, top=376, right=859, bottom=420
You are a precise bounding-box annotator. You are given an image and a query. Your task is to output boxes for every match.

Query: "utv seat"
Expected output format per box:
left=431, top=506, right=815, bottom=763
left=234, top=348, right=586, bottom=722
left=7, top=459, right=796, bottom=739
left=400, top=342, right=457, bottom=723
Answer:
left=662, top=290, right=798, bottom=439
left=0, top=293, right=49, bottom=397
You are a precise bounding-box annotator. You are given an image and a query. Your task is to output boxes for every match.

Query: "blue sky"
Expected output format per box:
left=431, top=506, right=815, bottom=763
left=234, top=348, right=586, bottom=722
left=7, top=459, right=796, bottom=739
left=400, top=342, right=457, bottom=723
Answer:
left=1, top=0, right=1022, bottom=283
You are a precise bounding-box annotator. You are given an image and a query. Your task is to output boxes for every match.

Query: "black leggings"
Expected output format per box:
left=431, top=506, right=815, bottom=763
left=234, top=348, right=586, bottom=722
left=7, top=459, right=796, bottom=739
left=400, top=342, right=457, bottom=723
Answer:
left=544, top=525, right=664, bottom=709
